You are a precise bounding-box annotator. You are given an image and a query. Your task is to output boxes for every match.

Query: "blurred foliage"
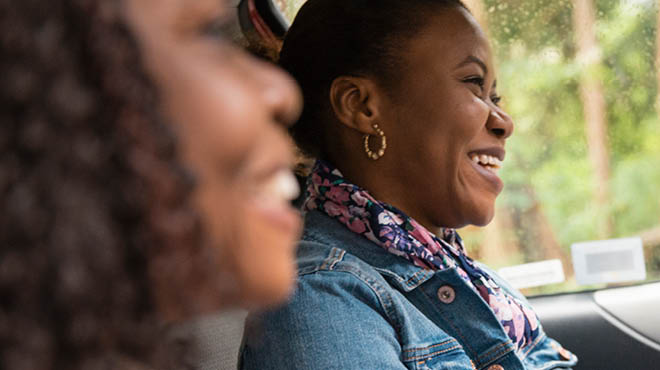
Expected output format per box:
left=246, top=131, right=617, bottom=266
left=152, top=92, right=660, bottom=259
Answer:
left=475, top=0, right=660, bottom=294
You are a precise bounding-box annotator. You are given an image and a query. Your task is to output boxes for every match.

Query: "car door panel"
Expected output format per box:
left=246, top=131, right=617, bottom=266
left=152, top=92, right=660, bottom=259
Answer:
left=530, top=282, right=660, bottom=370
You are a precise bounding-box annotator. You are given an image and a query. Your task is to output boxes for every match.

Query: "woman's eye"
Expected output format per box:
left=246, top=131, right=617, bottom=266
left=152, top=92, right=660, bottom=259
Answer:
left=491, top=95, right=502, bottom=106
left=201, top=17, right=234, bottom=41
left=463, top=76, right=485, bottom=89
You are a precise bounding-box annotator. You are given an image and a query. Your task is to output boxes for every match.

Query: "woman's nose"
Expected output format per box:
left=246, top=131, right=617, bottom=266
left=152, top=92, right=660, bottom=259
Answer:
left=258, top=61, right=303, bottom=128
left=486, top=107, right=514, bottom=140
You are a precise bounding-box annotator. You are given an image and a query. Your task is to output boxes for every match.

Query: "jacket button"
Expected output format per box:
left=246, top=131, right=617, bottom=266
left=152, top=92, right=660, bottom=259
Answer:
left=437, top=285, right=455, bottom=304
left=487, top=365, right=504, bottom=370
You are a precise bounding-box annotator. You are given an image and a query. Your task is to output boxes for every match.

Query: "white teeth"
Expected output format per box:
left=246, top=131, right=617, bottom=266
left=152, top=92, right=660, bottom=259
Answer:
left=470, top=154, right=503, bottom=169
left=484, top=165, right=500, bottom=174
left=261, top=169, right=300, bottom=203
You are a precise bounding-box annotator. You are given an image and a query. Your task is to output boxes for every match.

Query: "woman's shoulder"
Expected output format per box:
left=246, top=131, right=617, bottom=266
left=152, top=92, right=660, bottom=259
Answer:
left=252, top=222, right=412, bottom=341
left=241, top=239, right=463, bottom=370
left=294, top=239, right=393, bottom=303
left=296, top=209, right=387, bottom=277
left=240, top=239, right=408, bottom=370
left=297, top=209, right=441, bottom=294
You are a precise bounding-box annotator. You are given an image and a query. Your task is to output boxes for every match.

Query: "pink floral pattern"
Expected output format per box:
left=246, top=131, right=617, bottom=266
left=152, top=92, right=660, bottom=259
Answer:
left=304, top=160, right=541, bottom=353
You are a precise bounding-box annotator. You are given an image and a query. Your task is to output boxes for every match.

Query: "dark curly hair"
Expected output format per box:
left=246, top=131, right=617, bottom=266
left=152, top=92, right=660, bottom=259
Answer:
left=279, top=0, right=466, bottom=159
left=0, top=0, right=204, bottom=368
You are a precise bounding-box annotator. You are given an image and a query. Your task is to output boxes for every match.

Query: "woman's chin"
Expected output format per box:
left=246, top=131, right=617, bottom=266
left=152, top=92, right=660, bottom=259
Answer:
left=228, top=204, right=301, bottom=309
left=472, top=210, right=496, bottom=227
left=237, top=267, right=297, bottom=309
left=461, top=200, right=496, bottom=228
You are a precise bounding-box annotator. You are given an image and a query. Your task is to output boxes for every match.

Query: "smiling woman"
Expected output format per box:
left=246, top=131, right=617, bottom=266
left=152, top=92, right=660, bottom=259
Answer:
left=124, top=0, right=303, bottom=314
left=0, top=0, right=301, bottom=368
left=240, top=1, right=576, bottom=369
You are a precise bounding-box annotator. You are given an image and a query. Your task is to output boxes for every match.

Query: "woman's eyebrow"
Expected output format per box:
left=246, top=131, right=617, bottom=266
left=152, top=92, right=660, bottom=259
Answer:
left=454, top=55, right=488, bottom=75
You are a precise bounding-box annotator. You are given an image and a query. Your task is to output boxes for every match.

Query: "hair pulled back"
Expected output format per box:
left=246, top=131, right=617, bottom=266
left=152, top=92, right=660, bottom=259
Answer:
left=0, top=0, right=200, bottom=368
left=279, top=0, right=466, bottom=158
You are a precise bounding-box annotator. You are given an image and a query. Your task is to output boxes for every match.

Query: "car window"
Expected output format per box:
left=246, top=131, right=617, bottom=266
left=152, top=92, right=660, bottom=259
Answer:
left=273, top=0, right=307, bottom=20
left=274, top=0, right=660, bottom=296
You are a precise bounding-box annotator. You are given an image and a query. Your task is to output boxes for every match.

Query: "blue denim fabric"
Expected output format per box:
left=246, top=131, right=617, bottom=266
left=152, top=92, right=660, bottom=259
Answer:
left=240, top=210, right=577, bottom=370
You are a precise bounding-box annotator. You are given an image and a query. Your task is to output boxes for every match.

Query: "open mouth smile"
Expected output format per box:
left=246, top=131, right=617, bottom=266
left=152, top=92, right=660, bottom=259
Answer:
left=466, top=148, right=506, bottom=193
left=469, top=153, right=502, bottom=174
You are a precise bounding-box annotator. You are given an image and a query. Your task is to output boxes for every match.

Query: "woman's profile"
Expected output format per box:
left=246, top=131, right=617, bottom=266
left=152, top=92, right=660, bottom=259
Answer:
left=0, top=0, right=301, bottom=368
left=240, top=0, right=577, bottom=369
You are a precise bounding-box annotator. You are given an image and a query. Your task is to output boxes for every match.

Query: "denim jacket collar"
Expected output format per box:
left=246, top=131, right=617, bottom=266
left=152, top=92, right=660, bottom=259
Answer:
left=301, top=209, right=436, bottom=292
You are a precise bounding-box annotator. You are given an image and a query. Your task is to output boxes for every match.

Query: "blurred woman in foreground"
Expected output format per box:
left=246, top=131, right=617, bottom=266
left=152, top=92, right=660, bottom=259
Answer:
left=0, top=0, right=301, bottom=368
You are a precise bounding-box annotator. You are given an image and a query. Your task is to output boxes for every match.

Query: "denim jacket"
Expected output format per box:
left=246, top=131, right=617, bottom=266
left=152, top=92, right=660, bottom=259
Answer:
left=240, top=210, right=577, bottom=370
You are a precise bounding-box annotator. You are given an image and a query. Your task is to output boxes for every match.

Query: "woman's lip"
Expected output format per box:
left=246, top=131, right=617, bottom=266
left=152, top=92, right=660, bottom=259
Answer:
left=249, top=196, right=302, bottom=236
left=469, top=158, right=504, bottom=193
left=252, top=162, right=294, bottom=184
left=467, top=146, right=506, bottom=161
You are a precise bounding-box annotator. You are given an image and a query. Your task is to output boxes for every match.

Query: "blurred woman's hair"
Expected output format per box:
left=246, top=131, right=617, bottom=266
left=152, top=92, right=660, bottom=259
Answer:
left=279, top=0, right=466, bottom=158
left=0, top=0, right=202, bottom=368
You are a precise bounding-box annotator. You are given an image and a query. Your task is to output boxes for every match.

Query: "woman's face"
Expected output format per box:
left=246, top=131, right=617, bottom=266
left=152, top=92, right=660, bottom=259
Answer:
left=123, top=0, right=303, bottom=313
left=376, top=7, right=513, bottom=230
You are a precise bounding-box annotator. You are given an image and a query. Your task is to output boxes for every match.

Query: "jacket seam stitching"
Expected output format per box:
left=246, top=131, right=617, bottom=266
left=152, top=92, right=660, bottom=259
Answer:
left=304, top=233, right=433, bottom=291
left=476, top=340, right=514, bottom=362
left=331, top=265, right=404, bottom=339
left=417, top=287, right=514, bottom=367
left=404, top=269, right=432, bottom=289
left=402, top=338, right=458, bottom=353
left=404, top=344, right=462, bottom=361
left=520, top=332, right=547, bottom=359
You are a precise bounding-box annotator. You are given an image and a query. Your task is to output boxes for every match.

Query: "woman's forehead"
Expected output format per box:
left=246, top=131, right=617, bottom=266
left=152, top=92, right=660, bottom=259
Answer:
left=405, top=8, right=491, bottom=69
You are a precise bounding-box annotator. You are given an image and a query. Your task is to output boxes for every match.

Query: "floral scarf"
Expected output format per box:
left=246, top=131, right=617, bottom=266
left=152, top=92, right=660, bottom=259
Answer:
left=304, top=160, right=541, bottom=353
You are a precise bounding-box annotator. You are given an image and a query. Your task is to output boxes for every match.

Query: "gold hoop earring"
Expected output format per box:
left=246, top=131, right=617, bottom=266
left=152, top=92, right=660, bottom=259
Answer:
left=363, top=124, right=387, bottom=160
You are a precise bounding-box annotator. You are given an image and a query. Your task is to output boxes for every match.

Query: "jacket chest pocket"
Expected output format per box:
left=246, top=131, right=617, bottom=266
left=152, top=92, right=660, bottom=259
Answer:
left=402, top=339, right=476, bottom=370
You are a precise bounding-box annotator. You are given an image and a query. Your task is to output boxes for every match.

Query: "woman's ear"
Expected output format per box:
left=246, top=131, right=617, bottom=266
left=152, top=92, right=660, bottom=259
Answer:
left=329, top=76, right=382, bottom=135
